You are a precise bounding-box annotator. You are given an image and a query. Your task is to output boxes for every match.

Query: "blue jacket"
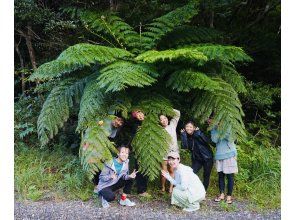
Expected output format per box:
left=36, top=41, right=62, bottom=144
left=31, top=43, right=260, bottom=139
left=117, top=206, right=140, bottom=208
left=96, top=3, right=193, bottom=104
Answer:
left=97, top=158, right=131, bottom=192
left=210, top=127, right=237, bottom=160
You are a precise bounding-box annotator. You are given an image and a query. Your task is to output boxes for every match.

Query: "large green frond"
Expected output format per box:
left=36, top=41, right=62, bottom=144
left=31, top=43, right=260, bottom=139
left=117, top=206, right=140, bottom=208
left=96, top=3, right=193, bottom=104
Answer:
left=30, top=43, right=133, bottom=81
left=141, top=0, right=200, bottom=50
left=132, top=113, right=171, bottom=180
left=192, top=78, right=245, bottom=141
left=97, top=61, right=158, bottom=92
left=79, top=10, right=141, bottom=53
left=167, top=70, right=220, bottom=92
left=135, top=48, right=207, bottom=63
left=159, top=26, right=224, bottom=49
left=37, top=78, right=87, bottom=146
left=80, top=123, right=117, bottom=179
left=186, top=44, right=253, bottom=64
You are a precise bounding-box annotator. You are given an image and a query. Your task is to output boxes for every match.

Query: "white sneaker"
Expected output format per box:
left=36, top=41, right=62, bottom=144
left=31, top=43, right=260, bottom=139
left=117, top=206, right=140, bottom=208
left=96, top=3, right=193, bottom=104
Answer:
left=119, top=198, right=136, bottom=206
left=183, top=206, right=199, bottom=212
left=101, top=196, right=110, bottom=208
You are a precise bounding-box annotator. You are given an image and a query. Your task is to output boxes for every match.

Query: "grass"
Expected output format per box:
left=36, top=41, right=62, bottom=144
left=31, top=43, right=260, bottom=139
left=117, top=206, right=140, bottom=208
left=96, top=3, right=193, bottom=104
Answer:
left=15, top=143, right=280, bottom=210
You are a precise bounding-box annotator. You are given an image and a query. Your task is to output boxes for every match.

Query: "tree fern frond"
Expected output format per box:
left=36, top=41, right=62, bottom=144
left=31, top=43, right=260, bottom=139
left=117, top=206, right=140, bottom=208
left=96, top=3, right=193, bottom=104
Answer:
left=77, top=80, right=109, bottom=132
left=167, top=70, right=220, bottom=92
left=220, top=63, right=247, bottom=94
left=132, top=113, right=171, bottom=180
left=37, top=78, right=87, bottom=146
left=159, top=26, right=224, bottom=49
left=186, top=44, right=253, bottom=64
left=97, top=61, right=158, bottom=92
left=30, top=43, right=134, bottom=81
left=141, top=0, right=200, bottom=50
left=79, top=10, right=141, bottom=53
left=80, top=123, right=118, bottom=179
left=192, top=78, right=245, bottom=141
left=135, top=48, right=207, bottom=63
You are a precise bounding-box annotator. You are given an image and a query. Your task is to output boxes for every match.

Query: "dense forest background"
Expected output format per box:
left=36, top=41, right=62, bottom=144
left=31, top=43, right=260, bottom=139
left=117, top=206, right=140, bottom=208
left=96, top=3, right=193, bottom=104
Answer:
left=14, top=0, right=281, bottom=209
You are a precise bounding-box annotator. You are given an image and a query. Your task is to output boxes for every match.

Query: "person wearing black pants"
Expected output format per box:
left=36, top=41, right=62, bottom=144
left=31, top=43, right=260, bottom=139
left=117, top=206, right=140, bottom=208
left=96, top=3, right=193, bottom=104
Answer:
left=218, top=172, right=234, bottom=198
left=180, top=121, right=214, bottom=191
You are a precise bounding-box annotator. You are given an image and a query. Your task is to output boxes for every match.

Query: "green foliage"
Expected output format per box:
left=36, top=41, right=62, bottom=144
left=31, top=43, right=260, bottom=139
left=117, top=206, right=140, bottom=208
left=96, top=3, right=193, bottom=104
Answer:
left=186, top=44, right=253, bottom=64
left=15, top=146, right=92, bottom=201
left=132, top=113, right=171, bottom=181
left=79, top=10, right=141, bottom=53
left=167, top=70, right=220, bottom=92
left=80, top=122, right=118, bottom=179
left=97, top=61, right=158, bottom=92
left=29, top=43, right=133, bottom=81
left=141, top=0, right=200, bottom=50
left=192, top=78, right=245, bottom=141
left=159, top=26, right=224, bottom=49
left=37, top=78, right=86, bottom=146
left=136, top=48, right=208, bottom=63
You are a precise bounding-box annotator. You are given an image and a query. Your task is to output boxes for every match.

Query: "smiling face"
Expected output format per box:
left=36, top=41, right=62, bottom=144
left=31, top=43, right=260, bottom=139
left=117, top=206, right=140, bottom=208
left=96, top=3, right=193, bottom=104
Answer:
left=185, top=123, right=195, bottom=135
left=159, top=115, right=169, bottom=127
left=112, top=117, right=124, bottom=128
left=167, top=157, right=180, bottom=169
left=136, top=111, right=145, bottom=121
left=117, top=147, right=129, bottom=162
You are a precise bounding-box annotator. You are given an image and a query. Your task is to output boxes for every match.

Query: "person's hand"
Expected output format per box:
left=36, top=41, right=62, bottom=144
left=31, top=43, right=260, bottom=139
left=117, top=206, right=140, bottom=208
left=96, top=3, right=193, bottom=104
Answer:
left=195, top=127, right=199, bottom=131
left=111, top=173, right=117, bottom=180
left=180, top=129, right=185, bottom=133
left=161, top=170, right=173, bottom=182
left=129, top=169, right=139, bottom=179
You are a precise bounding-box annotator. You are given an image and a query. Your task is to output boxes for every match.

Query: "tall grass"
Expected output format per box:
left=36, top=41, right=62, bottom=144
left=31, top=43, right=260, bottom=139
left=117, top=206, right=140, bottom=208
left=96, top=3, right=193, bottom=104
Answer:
left=15, top=145, right=93, bottom=201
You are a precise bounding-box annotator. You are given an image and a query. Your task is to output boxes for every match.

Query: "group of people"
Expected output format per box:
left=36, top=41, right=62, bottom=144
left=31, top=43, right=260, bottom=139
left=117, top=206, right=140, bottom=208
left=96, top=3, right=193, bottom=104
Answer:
left=93, top=109, right=238, bottom=212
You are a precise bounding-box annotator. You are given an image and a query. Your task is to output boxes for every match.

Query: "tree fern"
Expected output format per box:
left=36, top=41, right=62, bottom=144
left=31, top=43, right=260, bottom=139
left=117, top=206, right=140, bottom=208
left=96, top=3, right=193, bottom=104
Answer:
left=80, top=122, right=118, bottom=179
left=167, top=69, right=220, bottom=92
left=97, top=61, right=158, bottom=92
left=132, top=113, right=171, bottom=180
left=141, top=0, right=200, bottom=50
left=192, top=78, right=245, bottom=141
left=37, top=78, right=86, bottom=146
left=29, top=43, right=134, bottom=81
left=135, top=48, right=207, bottom=63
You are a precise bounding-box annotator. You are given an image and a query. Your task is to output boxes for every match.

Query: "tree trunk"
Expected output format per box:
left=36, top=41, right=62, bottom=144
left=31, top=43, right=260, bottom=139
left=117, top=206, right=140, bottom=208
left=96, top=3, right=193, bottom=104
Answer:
left=209, top=11, right=214, bottom=28
left=14, top=38, right=26, bottom=94
left=24, top=23, right=37, bottom=71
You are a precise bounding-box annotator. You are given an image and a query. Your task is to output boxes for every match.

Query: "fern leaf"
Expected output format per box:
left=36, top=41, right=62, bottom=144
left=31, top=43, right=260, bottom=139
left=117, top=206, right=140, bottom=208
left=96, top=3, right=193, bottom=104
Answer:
left=192, top=78, right=245, bottom=141
left=132, top=113, right=171, bottom=180
left=135, top=48, right=207, bottom=63
left=141, top=0, right=200, bottom=50
left=30, top=43, right=133, bottom=81
left=167, top=70, right=220, bottom=92
left=80, top=123, right=118, bottom=179
left=97, top=61, right=158, bottom=92
left=37, top=78, right=87, bottom=146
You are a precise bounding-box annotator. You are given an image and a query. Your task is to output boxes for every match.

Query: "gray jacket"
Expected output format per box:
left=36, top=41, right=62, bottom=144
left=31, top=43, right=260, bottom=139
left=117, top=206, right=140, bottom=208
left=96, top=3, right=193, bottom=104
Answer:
left=97, top=158, right=131, bottom=192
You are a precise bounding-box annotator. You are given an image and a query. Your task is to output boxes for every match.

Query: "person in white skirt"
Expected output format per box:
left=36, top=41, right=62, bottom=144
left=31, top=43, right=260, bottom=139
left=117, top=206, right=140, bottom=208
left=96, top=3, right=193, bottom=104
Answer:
left=208, top=119, right=238, bottom=204
left=161, top=151, right=206, bottom=212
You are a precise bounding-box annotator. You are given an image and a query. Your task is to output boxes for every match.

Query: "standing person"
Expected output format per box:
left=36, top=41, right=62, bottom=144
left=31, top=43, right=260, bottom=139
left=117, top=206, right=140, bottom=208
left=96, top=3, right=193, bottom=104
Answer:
left=159, top=109, right=180, bottom=193
left=124, top=110, right=150, bottom=197
left=97, top=145, right=138, bottom=208
left=161, top=151, right=206, bottom=212
left=93, top=116, right=125, bottom=193
left=208, top=118, right=238, bottom=204
left=180, top=121, right=213, bottom=191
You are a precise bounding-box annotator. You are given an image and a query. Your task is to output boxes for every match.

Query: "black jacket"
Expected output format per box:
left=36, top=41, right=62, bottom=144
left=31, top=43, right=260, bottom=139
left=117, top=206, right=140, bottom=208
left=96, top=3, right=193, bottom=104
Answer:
left=181, top=130, right=213, bottom=161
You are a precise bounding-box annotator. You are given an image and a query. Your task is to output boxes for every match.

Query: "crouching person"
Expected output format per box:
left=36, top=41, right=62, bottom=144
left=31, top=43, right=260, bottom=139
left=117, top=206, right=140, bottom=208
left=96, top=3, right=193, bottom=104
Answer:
left=97, top=145, right=138, bottom=208
left=161, top=151, right=206, bottom=212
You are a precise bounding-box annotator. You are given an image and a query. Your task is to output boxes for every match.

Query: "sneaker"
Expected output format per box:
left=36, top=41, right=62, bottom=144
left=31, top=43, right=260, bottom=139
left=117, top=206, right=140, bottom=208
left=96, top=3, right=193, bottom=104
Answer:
left=101, top=196, right=110, bottom=208
left=119, top=198, right=136, bottom=206
left=183, top=207, right=199, bottom=212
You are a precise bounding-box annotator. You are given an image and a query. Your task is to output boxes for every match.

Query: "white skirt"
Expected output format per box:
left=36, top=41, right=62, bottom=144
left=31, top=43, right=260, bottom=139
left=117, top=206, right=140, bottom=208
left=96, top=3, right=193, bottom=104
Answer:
left=216, top=157, right=238, bottom=174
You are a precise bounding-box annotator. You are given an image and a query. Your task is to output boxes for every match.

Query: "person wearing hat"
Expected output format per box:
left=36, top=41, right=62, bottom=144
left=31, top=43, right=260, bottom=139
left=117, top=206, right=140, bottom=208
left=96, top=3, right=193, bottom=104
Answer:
left=161, top=151, right=206, bottom=212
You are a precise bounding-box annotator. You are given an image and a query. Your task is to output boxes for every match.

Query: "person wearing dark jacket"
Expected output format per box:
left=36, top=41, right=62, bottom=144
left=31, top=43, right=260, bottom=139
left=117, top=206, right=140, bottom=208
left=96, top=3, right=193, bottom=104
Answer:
left=180, top=121, right=213, bottom=191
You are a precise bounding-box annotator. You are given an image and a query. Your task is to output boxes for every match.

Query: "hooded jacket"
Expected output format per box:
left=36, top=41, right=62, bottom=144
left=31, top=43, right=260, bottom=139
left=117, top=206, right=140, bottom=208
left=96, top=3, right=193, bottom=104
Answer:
left=97, top=158, right=131, bottom=192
